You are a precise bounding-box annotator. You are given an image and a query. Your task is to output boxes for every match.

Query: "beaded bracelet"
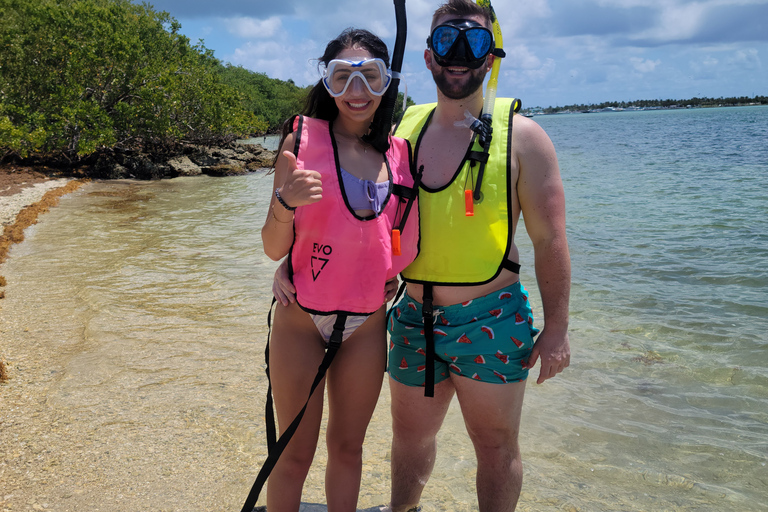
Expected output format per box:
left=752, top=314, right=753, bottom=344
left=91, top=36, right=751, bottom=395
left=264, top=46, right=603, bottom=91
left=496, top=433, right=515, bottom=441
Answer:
left=274, top=188, right=296, bottom=211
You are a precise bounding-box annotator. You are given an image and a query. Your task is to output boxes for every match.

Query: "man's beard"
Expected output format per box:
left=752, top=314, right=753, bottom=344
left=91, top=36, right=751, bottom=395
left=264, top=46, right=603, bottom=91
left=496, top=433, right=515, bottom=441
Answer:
left=431, top=66, right=486, bottom=100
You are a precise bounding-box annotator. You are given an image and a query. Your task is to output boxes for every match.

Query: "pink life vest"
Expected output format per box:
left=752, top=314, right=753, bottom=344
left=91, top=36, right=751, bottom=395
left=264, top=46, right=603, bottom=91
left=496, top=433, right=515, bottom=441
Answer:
left=288, top=115, right=420, bottom=316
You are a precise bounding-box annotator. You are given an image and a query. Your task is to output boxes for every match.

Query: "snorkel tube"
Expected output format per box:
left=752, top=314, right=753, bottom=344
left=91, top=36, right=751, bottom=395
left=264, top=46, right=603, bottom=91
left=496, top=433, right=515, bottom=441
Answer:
left=471, top=0, right=505, bottom=202
left=478, top=0, right=502, bottom=133
left=362, top=0, right=407, bottom=154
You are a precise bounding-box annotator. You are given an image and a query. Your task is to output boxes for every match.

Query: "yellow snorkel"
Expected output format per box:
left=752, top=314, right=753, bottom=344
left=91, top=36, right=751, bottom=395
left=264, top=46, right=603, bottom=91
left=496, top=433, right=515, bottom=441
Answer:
left=478, top=0, right=503, bottom=126
left=468, top=0, right=520, bottom=203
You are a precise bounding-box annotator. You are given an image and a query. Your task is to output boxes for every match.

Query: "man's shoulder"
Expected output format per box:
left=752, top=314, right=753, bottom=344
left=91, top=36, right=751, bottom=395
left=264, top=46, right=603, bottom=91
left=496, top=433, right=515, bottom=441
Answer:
left=396, top=103, right=436, bottom=139
left=400, top=103, right=436, bottom=122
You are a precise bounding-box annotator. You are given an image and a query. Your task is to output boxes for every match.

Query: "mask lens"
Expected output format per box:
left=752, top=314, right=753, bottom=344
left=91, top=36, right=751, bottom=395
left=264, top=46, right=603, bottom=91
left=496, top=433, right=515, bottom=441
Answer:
left=323, top=59, right=390, bottom=97
left=431, top=26, right=460, bottom=57
left=465, top=28, right=492, bottom=59
left=358, top=60, right=386, bottom=93
left=330, top=66, right=352, bottom=95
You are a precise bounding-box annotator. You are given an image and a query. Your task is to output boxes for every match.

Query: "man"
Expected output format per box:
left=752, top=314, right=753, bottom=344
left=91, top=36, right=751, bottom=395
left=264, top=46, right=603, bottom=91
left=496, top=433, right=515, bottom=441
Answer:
left=383, top=1, right=570, bottom=511
left=272, top=1, right=570, bottom=509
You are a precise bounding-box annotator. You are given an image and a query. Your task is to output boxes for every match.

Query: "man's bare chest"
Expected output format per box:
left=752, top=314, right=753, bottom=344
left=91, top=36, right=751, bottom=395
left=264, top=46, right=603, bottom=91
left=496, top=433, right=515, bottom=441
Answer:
left=416, top=129, right=473, bottom=189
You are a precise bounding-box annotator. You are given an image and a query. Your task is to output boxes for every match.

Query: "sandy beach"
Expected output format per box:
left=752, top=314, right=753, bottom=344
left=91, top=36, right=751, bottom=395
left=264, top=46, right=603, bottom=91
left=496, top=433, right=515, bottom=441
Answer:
left=0, top=167, right=84, bottom=296
left=0, top=171, right=382, bottom=512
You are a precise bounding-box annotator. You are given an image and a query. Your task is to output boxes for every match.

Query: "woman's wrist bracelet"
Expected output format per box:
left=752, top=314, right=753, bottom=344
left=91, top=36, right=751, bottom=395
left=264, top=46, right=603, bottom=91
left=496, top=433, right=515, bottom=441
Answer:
left=271, top=206, right=294, bottom=223
left=275, top=188, right=296, bottom=211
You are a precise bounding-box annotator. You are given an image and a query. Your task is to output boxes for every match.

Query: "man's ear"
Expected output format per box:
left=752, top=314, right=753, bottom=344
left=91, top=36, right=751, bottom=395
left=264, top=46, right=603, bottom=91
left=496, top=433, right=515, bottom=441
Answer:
left=424, top=49, right=433, bottom=70
left=486, top=54, right=495, bottom=72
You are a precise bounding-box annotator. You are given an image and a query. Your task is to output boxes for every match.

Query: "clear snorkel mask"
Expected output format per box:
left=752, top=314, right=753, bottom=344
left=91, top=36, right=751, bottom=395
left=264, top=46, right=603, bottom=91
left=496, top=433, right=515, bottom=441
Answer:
left=321, top=58, right=397, bottom=97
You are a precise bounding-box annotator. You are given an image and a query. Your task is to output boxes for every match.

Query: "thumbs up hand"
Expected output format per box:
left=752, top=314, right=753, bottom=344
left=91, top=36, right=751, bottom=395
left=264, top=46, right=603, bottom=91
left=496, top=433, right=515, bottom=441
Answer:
left=277, top=151, right=323, bottom=207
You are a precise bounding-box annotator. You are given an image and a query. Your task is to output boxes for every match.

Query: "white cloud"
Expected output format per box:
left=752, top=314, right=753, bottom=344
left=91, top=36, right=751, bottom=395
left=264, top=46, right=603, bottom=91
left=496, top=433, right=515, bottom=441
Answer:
left=504, top=44, right=544, bottom=70
left=631, top=3, right=708, bottom=42
left=229, top=39, right=321, bottom=85
left=726, top=48, right=761, bottom=69
left=630, top=57, right=661, bottom=72
left=225, top=16, right=282, bottom=39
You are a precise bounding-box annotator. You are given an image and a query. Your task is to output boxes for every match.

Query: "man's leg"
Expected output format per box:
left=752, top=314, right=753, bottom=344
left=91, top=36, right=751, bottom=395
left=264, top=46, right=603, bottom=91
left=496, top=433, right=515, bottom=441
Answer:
left=453, top=377, right=527, bottom=512
left=388, top=377, right=455, bottom=512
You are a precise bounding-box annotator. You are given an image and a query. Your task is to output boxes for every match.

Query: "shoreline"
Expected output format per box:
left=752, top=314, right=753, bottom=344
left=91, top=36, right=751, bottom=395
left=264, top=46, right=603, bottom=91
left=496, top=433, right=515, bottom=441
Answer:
left=0, top=168, right=87, bottom=379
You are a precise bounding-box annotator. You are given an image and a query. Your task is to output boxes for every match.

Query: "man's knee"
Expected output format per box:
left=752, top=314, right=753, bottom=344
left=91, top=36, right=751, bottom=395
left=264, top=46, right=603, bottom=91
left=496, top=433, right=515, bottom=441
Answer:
left=390, top=379, right=453, bottom=440
left=468, top=426, right=521, bottom=465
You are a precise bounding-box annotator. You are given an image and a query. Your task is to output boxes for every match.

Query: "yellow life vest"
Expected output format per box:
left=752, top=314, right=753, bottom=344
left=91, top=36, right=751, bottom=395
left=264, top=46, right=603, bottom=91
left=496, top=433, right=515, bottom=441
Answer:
left=395, top=97, right=521, bottom=285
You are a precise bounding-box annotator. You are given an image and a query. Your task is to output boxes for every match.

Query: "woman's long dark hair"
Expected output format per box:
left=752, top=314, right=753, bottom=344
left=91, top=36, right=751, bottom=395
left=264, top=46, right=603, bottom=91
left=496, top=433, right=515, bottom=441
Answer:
left=273, top=28, right=391, bottom=166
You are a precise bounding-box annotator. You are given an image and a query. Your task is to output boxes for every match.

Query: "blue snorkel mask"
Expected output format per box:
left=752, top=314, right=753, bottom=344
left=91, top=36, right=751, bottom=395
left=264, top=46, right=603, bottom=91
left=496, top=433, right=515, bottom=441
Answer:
left=427, top=19, right=494, bottom=69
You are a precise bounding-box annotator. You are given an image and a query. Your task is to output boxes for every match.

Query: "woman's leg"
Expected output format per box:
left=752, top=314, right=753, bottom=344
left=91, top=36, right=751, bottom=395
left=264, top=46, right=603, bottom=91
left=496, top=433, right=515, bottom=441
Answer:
left=324, top=308, right=387, bottom=512
left=266, top=301, right=327, bottom=512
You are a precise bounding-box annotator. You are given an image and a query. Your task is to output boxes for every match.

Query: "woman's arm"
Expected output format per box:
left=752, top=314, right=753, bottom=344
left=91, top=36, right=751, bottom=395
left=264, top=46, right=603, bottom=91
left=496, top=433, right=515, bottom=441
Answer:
left=261, top=133, right=323, bottom=261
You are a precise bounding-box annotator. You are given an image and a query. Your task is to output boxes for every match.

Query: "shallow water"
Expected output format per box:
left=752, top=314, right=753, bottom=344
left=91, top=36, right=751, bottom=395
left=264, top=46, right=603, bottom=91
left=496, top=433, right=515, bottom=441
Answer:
left=1, top=107, right=767, bottom=511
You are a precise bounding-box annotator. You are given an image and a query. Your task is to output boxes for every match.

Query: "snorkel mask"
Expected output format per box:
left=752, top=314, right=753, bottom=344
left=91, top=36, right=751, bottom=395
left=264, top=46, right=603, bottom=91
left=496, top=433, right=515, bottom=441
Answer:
left=427, top=19, right=494, bottom=69
left=321, top=58, right=393, bottom=97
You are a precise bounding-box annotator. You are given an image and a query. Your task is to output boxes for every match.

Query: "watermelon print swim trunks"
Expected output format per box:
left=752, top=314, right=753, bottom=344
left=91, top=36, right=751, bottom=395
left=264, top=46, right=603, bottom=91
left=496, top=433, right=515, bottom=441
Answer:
left=387, top=282, right=540, bottom=386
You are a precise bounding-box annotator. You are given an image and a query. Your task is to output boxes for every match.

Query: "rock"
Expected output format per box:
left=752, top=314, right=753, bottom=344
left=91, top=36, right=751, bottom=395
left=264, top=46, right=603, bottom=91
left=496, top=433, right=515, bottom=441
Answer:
left=233, top=151, right=256, bottom=161
left=8, top=140, right=277, bottom=181
left=187, top=149, right=219, bottom=168
left=203, top=160, right=249, bottom=177
left=123, top=155, right=165, bottom=180
left=167, top=156, right=202, bottom=177
left=93, top=153, right=129, bottom=179
left=210, top=148, right=238, bottom=159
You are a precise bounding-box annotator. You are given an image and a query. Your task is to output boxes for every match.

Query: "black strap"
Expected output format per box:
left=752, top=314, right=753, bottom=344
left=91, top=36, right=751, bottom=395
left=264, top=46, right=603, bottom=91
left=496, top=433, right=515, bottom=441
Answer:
left=395, top=164, right=423, bottom=233
left=421, top=284, right=436, bottom=398
left=265, top=299, right=277, bottom=451
left=240, top=312, right=347, bottom=512
left=467, top=151, right=489, bottom=164
left=392, top=183, right=416, bottom=200
left=502, top=259, right=521, bottom=274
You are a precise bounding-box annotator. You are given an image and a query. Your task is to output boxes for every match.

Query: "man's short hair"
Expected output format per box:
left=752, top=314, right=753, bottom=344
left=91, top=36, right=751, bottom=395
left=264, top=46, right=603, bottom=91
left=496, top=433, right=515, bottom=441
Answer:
left=431, top=0, right=492, bottom=30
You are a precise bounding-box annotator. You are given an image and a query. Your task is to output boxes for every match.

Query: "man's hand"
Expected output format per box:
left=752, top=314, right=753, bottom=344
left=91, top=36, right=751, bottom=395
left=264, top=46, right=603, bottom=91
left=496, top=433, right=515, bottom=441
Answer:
left=272, top=259, right=296, bottom=306
left=384, top=276, right=400, bottom=303
left=524, top=328, right=570, bottom=384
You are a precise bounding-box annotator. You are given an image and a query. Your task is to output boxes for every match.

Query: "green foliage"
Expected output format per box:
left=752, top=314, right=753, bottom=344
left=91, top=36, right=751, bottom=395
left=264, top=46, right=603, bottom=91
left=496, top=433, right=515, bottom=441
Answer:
left=394, top=92, right=415, bottom=124
left=0, top=0, right=271, bottom=159
left=217, top=64, right=309, bottom=133
left=525, top=95, right=767, bottom=114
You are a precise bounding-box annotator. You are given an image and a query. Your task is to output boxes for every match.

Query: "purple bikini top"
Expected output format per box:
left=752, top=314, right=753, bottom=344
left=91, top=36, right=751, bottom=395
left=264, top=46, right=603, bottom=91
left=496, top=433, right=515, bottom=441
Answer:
left=340, top=167, right=390, bottom=216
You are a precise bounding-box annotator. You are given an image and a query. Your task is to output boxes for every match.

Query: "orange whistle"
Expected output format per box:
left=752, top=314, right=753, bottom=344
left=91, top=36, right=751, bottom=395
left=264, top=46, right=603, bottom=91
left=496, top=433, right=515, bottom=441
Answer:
left=392, top=229, right=401, bottom=255
left=465, top=190, right=474, bottom=216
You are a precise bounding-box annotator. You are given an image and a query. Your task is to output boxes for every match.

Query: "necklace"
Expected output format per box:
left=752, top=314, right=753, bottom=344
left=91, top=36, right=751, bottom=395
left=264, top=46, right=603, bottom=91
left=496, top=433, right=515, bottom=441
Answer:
left=333, top=130, right=369, bottom=153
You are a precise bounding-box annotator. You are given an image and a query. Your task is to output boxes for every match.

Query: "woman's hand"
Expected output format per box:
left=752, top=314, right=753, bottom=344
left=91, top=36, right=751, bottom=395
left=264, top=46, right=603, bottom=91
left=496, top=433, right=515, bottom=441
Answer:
left=277, top=151, right=323, bottom=208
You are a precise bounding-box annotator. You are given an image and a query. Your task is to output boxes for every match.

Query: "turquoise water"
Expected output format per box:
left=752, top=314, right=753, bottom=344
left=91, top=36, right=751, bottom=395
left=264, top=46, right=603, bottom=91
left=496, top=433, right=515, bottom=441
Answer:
left=1, top=107, right=766, bottom=511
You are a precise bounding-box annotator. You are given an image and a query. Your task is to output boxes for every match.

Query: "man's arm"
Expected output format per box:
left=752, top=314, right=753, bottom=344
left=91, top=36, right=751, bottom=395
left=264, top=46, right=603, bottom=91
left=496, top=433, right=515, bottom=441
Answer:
left=514, top=117, right=571, bottom=384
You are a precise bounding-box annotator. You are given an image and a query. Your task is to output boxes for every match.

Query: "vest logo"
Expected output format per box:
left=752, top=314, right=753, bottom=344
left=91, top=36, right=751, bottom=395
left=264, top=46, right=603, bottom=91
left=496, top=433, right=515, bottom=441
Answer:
left=311, top=243, right=333, bottom=281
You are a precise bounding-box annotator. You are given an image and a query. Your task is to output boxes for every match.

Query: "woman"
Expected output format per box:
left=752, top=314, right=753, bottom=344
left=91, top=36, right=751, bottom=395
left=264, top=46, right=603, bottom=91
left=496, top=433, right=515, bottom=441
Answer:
left=260, top=29, right=419, bottom=512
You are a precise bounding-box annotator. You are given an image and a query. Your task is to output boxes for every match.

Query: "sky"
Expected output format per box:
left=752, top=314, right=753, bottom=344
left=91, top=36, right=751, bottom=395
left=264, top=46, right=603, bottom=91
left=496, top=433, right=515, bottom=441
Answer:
left=138, top=0, right=768, bottom=108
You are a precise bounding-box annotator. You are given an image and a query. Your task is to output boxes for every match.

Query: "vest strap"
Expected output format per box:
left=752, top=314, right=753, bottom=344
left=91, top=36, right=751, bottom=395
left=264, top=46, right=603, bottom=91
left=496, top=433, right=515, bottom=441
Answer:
left=467, top=150, right=489, bottom=164
left=395, top=164, right=423, bottom=233
left=392, top=183, right=416, bottom=200
left=241, top=309, right=346, bottom=512
left=503, top=259, right=521, bottom=274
